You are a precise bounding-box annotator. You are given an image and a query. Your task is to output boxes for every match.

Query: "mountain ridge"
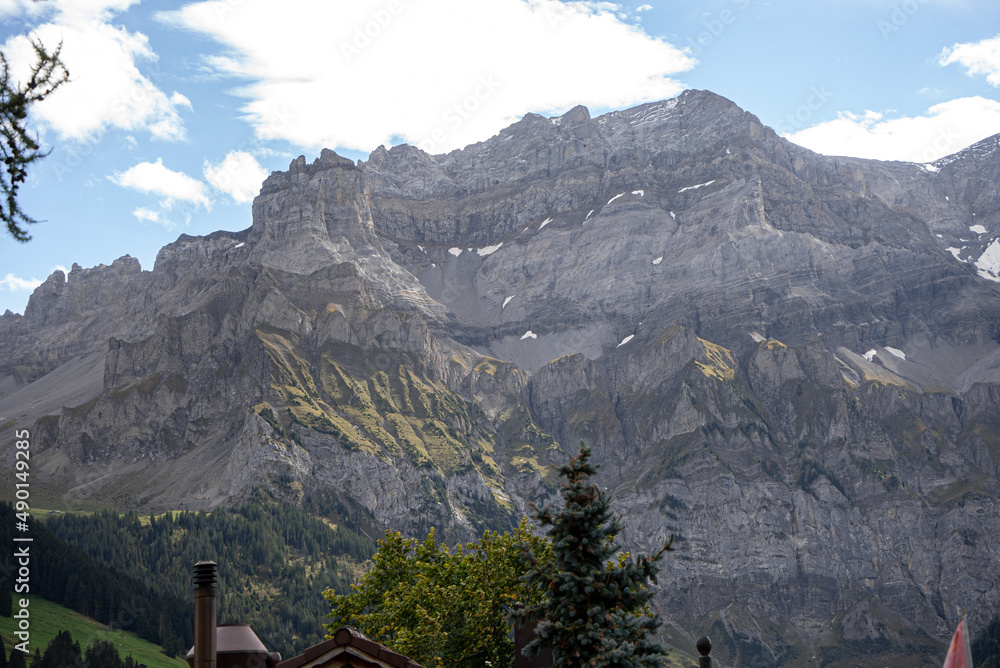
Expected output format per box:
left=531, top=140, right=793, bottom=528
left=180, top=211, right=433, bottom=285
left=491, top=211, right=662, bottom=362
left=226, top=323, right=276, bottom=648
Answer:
left=3, top=89, right=1000, bottom=666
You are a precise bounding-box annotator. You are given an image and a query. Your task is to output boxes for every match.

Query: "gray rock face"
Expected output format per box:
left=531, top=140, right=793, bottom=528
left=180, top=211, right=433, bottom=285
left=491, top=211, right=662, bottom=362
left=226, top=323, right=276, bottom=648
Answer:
left=3, top=89, right=1000, bottom=665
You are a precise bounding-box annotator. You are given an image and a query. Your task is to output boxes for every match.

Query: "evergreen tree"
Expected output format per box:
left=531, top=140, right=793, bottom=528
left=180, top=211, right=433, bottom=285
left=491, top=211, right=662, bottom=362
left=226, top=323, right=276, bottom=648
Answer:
left=974, top=614, right=1000, bottom=668
left=0, top=635, right=8, bottom=668
left=7, top=646, right=24, bottom=668
left=7, top=647, right=27, bottom=668
left=517, top=443, right=673, bottom=668
left=36, top=631, right=81, bottom=668
left=84, top=640, right=123, bottom=668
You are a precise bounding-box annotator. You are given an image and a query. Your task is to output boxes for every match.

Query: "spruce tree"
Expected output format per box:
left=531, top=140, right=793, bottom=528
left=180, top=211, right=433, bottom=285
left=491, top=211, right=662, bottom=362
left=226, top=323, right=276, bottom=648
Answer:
left=36, top=631, right=81, bottom=668
left=84, top=639, right=123, bottom=668
left=517, top=443, right=673, bottom=667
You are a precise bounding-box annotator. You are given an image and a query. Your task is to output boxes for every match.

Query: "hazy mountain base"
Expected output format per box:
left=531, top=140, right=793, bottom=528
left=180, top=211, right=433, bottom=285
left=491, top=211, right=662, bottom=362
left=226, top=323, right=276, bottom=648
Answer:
left=3, top=90, right=1000, bottom=665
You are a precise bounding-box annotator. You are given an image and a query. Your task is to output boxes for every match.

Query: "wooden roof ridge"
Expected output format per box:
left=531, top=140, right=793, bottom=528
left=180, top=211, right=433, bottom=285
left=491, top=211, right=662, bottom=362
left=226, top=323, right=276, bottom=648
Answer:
left=276, top=626, right=425, bottom=668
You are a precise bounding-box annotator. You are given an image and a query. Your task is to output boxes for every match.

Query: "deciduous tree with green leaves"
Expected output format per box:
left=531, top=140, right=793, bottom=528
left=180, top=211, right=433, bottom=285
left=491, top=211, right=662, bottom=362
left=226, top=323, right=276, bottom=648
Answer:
left=325, top=519, right=552, bottom=668
left=516, top=442, right=673, bottom=668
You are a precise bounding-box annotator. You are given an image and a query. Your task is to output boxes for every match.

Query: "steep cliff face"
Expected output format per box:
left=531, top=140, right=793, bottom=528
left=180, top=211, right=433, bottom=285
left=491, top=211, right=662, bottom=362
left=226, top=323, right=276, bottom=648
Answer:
left=3, top=89, right=1000, bottom=666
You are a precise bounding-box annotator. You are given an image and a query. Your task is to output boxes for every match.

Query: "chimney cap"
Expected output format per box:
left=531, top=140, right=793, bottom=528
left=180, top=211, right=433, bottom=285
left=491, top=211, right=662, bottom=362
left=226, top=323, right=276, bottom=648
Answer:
left=193, top=561, right=218, bottom=589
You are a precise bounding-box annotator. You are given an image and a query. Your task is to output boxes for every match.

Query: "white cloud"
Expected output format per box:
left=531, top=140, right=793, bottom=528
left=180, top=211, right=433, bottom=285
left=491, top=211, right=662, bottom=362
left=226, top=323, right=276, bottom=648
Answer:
left=637, top=4, right=653, bottom=11
left=940, top=34, right=1000, bottom=87
left=111, top=158, right=212, bottom=209
left=160, top=0, right=695, bottom=153
left=203, top=151, right=270, bottom=203
left=0, top=273, right=43, bottom=292
left=783, top=97, right=1000, bottom=163
left=1, top=0, right=188, bottom=142
left=0, top=261, right=70, bottom=292
left=170, top=92, right=194, bottom=110
left=132, top=207, right=160, bottom=223
left=0, top=0, right=50, bottom=20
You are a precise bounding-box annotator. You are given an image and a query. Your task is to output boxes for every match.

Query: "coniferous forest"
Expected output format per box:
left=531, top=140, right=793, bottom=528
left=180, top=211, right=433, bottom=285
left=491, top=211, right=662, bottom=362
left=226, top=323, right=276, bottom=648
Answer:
left=1, top=490, right=376, bottom=660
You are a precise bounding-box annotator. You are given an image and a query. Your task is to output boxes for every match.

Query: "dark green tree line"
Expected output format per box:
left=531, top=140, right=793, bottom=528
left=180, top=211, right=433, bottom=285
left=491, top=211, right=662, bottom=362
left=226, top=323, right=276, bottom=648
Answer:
left=0, top=501, right=192, bottom=656
left=9, top=629, right=142, bottom=668
left=36, top=490, right=376, bottom=659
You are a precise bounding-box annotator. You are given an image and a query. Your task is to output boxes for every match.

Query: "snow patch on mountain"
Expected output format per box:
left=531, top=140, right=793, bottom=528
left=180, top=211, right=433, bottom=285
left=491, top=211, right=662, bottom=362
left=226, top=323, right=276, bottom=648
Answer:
left=679, top=180, right=715, bottom=193
left=976, top=239, right=1000, bottom=282
left=628, top=98, right=678, bottom=128
left=477, top=243, right=503, bottom=256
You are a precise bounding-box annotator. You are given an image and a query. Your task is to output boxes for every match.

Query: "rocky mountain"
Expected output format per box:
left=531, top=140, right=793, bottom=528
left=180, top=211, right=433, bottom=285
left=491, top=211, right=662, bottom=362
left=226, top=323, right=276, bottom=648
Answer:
left=3, top=89, right=1000, bottom=666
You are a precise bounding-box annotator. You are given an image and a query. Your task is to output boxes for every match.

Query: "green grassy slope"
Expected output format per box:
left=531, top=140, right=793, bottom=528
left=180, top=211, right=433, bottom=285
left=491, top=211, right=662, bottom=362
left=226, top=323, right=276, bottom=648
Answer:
left=0, top=597, right=186, bottom=668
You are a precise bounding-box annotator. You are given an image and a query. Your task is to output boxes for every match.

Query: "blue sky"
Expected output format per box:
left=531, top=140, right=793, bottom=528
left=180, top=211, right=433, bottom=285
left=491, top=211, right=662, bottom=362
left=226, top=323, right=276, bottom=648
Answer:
left=1, top=0, right=999, bottom=314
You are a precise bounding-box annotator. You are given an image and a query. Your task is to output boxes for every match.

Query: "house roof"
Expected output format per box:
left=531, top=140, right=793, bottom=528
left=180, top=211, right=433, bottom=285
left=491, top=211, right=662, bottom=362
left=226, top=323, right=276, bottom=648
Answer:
left=276, top=627, right=424, bottom=668
left=185, top=623, right=270, bottom=657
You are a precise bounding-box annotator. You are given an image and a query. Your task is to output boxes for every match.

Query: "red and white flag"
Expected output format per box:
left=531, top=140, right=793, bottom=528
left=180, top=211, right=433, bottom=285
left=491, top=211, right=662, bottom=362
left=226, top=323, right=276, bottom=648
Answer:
left=943, top=617, right=973, bottom=668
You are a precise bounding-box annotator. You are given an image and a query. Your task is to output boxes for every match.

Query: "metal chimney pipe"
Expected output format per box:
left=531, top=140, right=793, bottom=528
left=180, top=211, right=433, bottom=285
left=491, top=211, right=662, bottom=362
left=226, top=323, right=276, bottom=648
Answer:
left=193, top=561, right=218, bottom=668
